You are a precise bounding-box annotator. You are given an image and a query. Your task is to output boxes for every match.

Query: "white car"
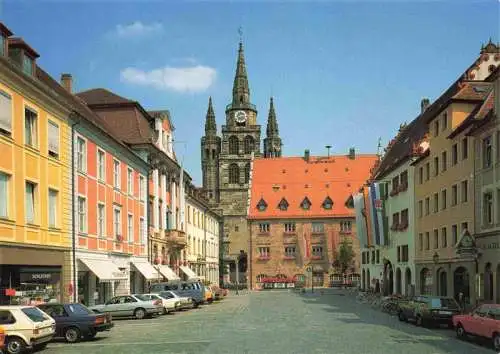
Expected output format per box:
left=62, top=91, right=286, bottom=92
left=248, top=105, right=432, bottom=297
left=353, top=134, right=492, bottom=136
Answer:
left=135, top=294, right=180, bottom=314
left=159, top=291, right=195, bottom=310
left=0, top=305, right=55, bottom=354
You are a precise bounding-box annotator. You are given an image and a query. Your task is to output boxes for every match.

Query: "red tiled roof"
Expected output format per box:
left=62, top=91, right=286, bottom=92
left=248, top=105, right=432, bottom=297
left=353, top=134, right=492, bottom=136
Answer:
left=248, top=154, right=378, bottom=219
left=475, top=90, right=495, bottom=120
left=452, top=82, right=492, bottom=101
left=77, top=88, right=135, bottom=105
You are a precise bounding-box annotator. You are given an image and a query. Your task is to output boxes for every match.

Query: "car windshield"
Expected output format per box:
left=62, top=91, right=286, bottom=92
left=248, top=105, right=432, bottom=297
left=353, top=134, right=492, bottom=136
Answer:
left=430, top=298, right=459, bottom=309
left=22, top=307, right=50, bottom=322
left=67, top=303, right=93, bottom=315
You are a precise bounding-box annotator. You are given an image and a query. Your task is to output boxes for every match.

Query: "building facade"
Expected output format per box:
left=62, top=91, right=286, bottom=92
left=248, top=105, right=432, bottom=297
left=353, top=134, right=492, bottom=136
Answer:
left=0, top=25, right=74, bottom=305
left=247, top=151, right=378, bottom=289
left=185, top=186, right=220, bottom=284
left=201, top=41, right=282, bottom=283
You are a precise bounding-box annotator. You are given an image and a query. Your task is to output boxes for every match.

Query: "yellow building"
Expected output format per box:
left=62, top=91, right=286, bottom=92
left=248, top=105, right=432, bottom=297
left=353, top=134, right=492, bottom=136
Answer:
left=413, top=43, right=499, bottom=307
left=0, top=24, right=73, bottom=304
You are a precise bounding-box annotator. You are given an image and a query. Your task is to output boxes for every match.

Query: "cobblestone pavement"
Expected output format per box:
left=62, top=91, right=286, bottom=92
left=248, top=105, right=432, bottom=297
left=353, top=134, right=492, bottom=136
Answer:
left=42, top=289, right=495, bottom=354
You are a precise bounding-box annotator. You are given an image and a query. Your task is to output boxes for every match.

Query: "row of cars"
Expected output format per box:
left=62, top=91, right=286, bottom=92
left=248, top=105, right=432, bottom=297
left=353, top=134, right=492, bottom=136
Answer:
left=396, top=295, right=500, bottom=351
left=0, top=281, right=227, bottom=354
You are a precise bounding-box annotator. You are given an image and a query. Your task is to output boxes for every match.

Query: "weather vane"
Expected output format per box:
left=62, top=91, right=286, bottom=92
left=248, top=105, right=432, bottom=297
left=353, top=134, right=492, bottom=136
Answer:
left=238, top=26, right=243, bottom=42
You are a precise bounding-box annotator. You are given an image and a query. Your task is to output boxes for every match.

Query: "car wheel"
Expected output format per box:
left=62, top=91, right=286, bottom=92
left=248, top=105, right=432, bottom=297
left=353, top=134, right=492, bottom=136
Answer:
left=492, top=332, right=500, bottom=351
left=398, top=311, right=407, bottom=322
left=456, top=324, right=466, bottom=339
left=6, top=337, right=26, bottom=354
left=134, top=308, right=146, bottom=319
left=65, top=327, right=81, bottom=343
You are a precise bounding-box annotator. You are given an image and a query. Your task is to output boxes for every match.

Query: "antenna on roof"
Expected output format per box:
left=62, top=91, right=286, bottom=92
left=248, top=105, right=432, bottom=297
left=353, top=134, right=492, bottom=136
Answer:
left=325, top=145, right=332, bottom=157
left=376, top=137, right=382, bottom=157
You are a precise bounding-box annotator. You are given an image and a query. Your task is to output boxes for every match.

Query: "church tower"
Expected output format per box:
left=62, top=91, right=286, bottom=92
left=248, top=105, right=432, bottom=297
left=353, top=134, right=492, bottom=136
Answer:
left=201, top=97, right=221, bottom=205
left=263, top=97, right=282, bottom=158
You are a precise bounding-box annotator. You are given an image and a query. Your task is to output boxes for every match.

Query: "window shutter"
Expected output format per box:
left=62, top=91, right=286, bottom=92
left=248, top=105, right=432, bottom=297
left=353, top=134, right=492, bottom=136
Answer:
left=48, top=121, right=59, bottom=154
left=0, top=91, right=12, bottom=133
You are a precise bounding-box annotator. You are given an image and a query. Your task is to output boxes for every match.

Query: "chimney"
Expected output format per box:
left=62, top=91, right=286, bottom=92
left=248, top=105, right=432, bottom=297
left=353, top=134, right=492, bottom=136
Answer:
left=304, top=149, right=310, bottom=161
left=349, top=147, right=356, bottom=160
left=421, top=98, right=430, bottom=114
left=60, top=73, right=72, bottom=93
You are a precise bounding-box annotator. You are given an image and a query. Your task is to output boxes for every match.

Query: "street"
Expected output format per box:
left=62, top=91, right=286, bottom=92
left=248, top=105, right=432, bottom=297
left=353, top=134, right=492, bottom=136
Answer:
left=42, top=290, right=494, bottom=354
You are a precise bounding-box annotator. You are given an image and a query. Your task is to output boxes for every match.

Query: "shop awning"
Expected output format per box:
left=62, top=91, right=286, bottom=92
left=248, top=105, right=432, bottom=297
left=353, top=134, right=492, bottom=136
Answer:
left=158, top=265, right=180, bottom=280
left=78, top=258, right=127, bottom=282
left=180, top=266, right=199, bottom=280
left=131, top=260, right=161, bottom=281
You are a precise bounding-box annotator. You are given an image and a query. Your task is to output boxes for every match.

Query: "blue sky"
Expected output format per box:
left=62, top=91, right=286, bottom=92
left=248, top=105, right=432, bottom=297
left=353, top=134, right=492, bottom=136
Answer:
left=1, top=1, right=498, bottom=184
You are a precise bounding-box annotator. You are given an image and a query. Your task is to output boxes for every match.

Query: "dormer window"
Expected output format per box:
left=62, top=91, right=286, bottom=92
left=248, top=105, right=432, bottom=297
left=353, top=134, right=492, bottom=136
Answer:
left=22, top=55, right=33, bottom=75
left=278, top=198, right=289, bottom=211
left=300, top=197, right=311, bottom=210
left=0, top=24, right=13, bottom=57
left=8, top=38, right=39, bottom=77
left=322, top=196, right=333, bottom=210
left=256, top=198, right=267, bottom=212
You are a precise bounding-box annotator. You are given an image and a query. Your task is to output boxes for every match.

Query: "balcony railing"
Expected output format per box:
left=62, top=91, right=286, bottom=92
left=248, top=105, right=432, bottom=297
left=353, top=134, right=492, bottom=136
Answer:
left=225, top=102, right=257, bottom=111
left=165, top=229, right=187, bottom=246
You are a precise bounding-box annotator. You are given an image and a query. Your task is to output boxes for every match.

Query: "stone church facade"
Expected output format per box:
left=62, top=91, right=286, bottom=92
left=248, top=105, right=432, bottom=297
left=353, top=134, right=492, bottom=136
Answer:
left=201, top=41, right=282, bottom=283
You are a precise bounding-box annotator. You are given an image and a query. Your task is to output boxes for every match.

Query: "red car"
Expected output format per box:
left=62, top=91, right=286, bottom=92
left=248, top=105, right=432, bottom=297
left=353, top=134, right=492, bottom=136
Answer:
left=452, top=303, right=500, bottom=351
left=0, top=326, right=4, bottom=352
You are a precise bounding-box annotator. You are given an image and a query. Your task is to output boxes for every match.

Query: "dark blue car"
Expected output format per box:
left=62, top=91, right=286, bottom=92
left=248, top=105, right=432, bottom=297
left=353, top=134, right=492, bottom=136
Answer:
left=37, top=303, right=113, bottom=343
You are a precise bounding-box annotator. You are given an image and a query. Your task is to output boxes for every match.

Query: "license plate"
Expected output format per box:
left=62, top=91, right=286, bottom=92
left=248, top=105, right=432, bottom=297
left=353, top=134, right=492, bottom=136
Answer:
left=439, top=311, right=452, bottom=315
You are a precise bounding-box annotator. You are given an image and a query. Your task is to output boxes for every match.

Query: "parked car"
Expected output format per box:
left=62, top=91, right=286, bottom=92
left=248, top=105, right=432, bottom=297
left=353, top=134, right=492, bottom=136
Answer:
left=151, top=280, right=205, bottom=307
left=0, top=326, right=5, bottom=352
left=37, top=303, right=113, bottom=343
left=158, top=291, right=194, bottom=310
left=453, top=303, right=500, bottom=351
left=89, top=295, right=163, bottom=319
left=204, top=286, right=214, bottom=303
left=0, top=305, right=55, bottom=354
left=398, top=296, right=461, bottom=327
left=134, top=294, right=179, bottom=315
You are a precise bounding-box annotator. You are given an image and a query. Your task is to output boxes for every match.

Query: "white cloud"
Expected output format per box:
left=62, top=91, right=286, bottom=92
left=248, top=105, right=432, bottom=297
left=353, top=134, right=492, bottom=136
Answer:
left=113, top=21, right=163, bottom=38
left=120, top=65, right=217, bottom=93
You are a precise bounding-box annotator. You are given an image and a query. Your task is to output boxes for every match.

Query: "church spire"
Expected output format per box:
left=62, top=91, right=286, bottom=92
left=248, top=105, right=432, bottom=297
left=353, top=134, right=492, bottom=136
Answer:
left=204, top=96, right=216, bottom=135
left=266, top=97, right=279, bottom=136
left=232, top=41, right=250, bottom=105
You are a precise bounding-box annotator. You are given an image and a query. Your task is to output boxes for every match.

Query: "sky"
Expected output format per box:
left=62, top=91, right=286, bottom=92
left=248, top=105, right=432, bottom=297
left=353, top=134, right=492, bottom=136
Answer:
left=1, top=1, right=498, bottom=184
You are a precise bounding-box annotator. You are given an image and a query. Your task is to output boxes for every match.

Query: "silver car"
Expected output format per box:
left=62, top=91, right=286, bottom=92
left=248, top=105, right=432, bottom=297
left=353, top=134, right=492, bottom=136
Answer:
left=89, top=295, right=163, bottom=319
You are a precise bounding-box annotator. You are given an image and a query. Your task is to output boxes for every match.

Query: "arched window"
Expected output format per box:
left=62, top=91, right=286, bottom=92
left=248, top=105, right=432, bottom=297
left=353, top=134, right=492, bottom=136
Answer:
left=244, top=163, right=251, bottom=184
left=229, top=163, right=239, bottom=184
left=244, top=136, right=254, bottom=154
left=229, top=136, right=239, bottom=155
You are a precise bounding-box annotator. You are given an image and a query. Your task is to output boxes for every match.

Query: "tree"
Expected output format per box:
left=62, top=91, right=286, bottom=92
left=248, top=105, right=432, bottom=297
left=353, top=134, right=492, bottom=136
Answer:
left=334, top=239, right=355, bottom=275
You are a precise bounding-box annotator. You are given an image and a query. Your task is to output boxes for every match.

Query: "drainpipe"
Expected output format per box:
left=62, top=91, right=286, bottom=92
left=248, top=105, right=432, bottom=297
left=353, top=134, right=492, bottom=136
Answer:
left=70, top=114, right=80, bottom=303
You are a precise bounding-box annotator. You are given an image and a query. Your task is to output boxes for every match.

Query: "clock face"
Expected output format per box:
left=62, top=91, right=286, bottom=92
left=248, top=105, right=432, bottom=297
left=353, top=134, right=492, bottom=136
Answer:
left=235, top=110, right=247, bottom=124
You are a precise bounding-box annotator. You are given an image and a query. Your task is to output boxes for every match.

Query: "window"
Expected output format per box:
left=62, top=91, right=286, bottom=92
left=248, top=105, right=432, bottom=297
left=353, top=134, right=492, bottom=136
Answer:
left=322, top=196, right=333, bottom=209
left=139, top=175, right=146, bottom=201
left=441, top=151, right=447, bottom=172
left=22, top=55, right=33, bottom=75
left=25, top=107, right=37, bottom=148
left=312, top=222, right=324, bottom=233
left=392, top=212, right=400, bottom=229
left=113, top=160, right=120, bottom=188
left=425, top=163, right=430, bottom=181
left=284, top=222, right=296, bottom=232
left=244, top=163, right=250, bottom=184
left=461, top=180, right=468, bottom=203
left=128, top=214, right=133, bottom=243
left=441, top=227, right=447, bottom=248
left=340, top=221, right=352, bottom=232
left=244, top=136, right=254, bottom=154
left=391, top=175, right=399, bottom=192
left=452, top=225, right=458, bottom=245
left=259, top=223, right=270, bottom=233
left=434, top=120, right=439, bottom=136
left=78, top=196, right=86, bottom=233
left=76, top=137, right=86, bottom=172
left=0, top=90, right=12, bottom=135
left=400, top=209, right=408, bottom=228
left=401, top=245, right=409, bottom=262
left=139, top=217, right=145, bottom=244
left=97, top=149, right=105, bottom=181
left=127, top=168, right=133, bottom=195
left=418, top=200, right=423, bottom=218
left=228, top=163, right=239, bottom=184
left=425, top=197, right=430, bottom=215
left=433, top=229, right=439, bottom=248
left=400, top=171, right=408, bottom=189
left=48, top=121, right=59, bottom=158
left=228, top=136, right=239, bottom=155
left=0, top=172, right=9, bottom=218
left=258, top=247, right=270, bottom=257
left=285, top=246, right=296, bottom=257
left=256, top=198, right=267, bottom=211
left=278, top=198, right=289, bottom=211
left=312, top=246, right=323, bottom=258
left=48, top=189, right=57, bottom=228
left=419, top=167, right=423, bottom=184
left=483, top=136, right=492, bottom=168
left=484, top=192, right=493, bottom=226
left=301, top=197, right=312, bottom=210
left=452, top=144, right=458, bottom=165
left=461, top=222, right=468, bottom=233
left=433, top=157, right=439, bottom=176
left=441, top=189, right=447, bottom=210
left=452, top=185, right=458, bottom=206
left=114, top=207, right=122, bottom=237
left=376, top=249, right=380, bottom=263
left=419, top=233, right=423, bottom=251
left=98, top=203, right=105, bottom=238
left=25, top=181, right=36, bottom=224
left=462, top=138, right=468, bottom=159
left=442, top=112, right=448, bottom=130
left=425, top=232, right=430, bottom=250
left=433, top=193, right=439, bottom=213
